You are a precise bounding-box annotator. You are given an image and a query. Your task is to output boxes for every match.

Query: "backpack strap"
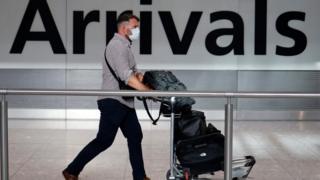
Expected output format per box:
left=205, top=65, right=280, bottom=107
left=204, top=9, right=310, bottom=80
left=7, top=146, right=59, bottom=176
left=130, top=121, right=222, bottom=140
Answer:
left=104, top=49, right=122, bottom=83
left=142, top=97, right=162, bottom=125
left=104, top=49, right=134, bottom=100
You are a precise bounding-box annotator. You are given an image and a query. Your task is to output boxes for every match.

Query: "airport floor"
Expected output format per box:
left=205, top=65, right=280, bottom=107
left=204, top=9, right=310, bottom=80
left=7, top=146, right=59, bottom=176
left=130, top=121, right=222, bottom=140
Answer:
left=4, top=121, right=320, bottom=180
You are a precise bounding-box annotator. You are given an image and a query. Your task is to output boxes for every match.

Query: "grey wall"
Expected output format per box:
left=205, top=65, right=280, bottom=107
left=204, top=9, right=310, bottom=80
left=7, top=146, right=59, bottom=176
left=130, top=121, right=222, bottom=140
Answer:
left=0, top=69, right=319, bottom=120
left=238, top=71, right=320, bottom=110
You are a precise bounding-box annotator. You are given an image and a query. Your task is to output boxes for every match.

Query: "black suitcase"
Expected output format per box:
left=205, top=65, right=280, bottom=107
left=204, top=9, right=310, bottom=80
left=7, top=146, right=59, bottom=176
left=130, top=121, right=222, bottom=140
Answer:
left=176, top=132, right=225, bottom=175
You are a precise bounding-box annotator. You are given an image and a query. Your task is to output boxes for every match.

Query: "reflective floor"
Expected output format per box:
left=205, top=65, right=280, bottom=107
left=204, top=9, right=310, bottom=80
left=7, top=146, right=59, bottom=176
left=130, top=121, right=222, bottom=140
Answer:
left=5, top=121, right=320, bottom=180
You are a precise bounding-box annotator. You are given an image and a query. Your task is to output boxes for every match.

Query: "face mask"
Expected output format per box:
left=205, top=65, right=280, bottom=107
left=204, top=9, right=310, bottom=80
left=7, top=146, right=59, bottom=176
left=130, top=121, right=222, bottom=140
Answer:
left=128, top=27, right=140, bottom=41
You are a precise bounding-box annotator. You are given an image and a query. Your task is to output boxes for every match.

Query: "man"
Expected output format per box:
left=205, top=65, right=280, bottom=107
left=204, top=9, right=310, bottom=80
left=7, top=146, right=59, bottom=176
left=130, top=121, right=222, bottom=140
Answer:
left=63, top=13, right=151, bottom=180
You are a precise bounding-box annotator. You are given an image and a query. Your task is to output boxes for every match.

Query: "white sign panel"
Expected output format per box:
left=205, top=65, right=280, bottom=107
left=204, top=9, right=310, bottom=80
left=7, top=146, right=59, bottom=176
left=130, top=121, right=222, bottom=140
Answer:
left=0, top=0, right=319, bottom=70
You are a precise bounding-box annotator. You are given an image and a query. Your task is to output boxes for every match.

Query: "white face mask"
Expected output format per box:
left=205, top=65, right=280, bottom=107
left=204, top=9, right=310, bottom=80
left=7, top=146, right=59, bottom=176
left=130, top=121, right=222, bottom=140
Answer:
left=128, top=27, right=140, bottom=41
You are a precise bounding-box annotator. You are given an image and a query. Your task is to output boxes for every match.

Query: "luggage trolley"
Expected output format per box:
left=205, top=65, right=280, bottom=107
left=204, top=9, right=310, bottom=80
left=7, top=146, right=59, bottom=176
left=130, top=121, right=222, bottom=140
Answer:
left=165, top=97, right=256, bottom=180
left=139, top=70, right=255, bottom=180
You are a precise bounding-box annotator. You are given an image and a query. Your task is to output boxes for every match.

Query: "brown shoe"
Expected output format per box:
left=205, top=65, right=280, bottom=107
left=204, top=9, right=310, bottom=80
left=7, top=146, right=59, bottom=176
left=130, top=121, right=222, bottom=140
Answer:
left=62, top=170, right=78, bottom=180
left=144, top=175, right=151, bottom=180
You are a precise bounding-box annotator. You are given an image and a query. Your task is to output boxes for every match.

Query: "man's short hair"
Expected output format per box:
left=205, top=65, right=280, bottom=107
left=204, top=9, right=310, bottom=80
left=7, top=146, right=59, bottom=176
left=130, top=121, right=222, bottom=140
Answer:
left=117, top=13, right=140, bottom=27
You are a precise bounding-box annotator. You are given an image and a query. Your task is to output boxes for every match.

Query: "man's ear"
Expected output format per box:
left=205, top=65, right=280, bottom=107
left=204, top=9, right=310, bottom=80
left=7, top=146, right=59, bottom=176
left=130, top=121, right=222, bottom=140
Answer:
left=118, top=24, right=125, bottom=34
left=126, top=26, right=132, bottom=35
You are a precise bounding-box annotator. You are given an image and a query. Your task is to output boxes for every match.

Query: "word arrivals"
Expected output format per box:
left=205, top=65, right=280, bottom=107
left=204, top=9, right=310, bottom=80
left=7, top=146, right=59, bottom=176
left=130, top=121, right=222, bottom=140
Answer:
left=10, top=0, right=307, bottom=56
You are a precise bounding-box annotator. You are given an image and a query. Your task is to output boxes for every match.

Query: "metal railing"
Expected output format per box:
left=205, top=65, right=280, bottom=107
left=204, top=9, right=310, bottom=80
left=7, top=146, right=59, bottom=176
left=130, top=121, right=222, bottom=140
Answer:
left=1, top=89, right=320, bottom=180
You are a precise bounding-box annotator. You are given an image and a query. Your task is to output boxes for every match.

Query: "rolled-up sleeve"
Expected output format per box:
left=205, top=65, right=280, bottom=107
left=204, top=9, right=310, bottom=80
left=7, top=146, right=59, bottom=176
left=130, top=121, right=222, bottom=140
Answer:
left=108, top=42, right=133, bottom=84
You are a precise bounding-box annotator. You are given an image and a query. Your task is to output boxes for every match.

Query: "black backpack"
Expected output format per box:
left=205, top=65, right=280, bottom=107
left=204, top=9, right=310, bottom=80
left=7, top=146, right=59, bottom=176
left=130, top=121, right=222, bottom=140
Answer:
left=141, top=70, right=195, bottom=125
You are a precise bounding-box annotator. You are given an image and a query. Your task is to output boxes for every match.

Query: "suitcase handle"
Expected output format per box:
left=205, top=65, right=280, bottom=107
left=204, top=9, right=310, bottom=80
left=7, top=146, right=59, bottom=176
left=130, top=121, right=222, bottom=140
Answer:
left=193, top=143, right=208, bottom=149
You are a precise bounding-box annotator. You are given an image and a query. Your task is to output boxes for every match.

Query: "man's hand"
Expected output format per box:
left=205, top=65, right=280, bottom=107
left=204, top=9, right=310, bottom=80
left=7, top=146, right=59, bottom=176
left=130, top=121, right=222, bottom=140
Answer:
left=127, top=74, right=151, bottom=91
left=135, top=72, right=144, bottom=82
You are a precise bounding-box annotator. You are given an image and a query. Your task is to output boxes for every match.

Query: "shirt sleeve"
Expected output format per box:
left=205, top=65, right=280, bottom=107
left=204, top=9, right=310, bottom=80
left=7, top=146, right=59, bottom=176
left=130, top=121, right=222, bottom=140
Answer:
left=108, top=42, right=134, bottom=85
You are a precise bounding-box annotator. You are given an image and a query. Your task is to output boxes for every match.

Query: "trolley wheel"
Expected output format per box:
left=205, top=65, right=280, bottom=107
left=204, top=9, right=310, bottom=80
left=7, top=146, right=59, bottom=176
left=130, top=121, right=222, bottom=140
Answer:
left=232, top=178, right=246, bottom=180
left=166, top=169, right=185, bottom=180
left=166, top=170, right=175, bottom=180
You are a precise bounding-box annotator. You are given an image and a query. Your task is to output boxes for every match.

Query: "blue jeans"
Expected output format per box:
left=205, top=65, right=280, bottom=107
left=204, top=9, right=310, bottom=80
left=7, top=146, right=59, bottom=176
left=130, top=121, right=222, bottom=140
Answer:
left=65, top=98, right=146, bottom=180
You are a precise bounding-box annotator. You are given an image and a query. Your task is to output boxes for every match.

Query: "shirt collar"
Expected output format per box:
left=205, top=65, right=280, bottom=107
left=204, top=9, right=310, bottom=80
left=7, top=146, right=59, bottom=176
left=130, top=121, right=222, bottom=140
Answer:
left=114, top=33, right=132, bottom=46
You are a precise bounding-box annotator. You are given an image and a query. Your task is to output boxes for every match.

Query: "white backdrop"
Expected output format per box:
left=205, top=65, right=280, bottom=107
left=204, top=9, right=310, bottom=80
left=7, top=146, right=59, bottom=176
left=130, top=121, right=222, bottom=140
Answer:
left=0, top=0, right=319, bottom=70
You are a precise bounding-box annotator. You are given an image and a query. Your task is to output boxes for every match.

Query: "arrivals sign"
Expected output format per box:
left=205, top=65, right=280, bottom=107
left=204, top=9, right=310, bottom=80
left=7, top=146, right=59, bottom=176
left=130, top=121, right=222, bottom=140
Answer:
left=0, top=0, right=319, bottom=70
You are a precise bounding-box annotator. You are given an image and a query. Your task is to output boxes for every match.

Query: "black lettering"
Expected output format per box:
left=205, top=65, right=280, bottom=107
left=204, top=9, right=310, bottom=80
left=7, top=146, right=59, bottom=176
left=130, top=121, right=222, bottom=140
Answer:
left=140, top=11, right=152, bottom=54
left=140, top=0, right=152, bottom=5
left=159, top=11, right=202, bottom=55
left=73, top=10, right=100, bottom=54
left=276, top=12, right=307, bottom=56
left=255, top=0, right=267, bottom=55
left=10, top=0, right=66, bottom=54
left=205, top=11, right=244, bottom=55
left=106, top=11, right=117, bottom=45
